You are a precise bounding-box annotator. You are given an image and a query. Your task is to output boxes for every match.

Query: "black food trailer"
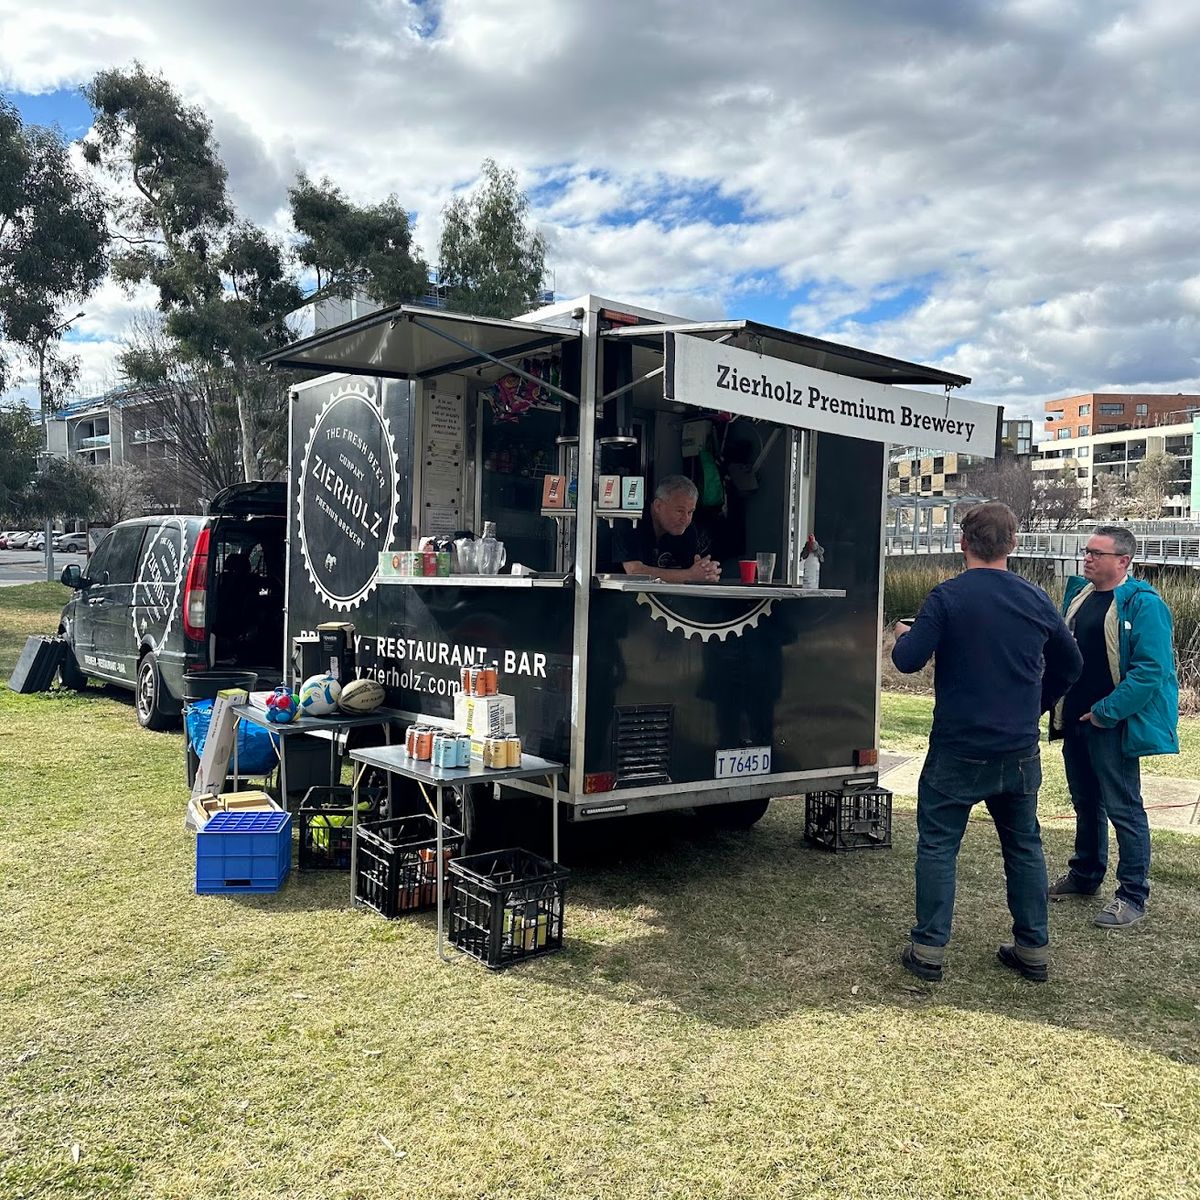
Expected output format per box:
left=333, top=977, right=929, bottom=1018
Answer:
left=264, top=294, right=997, bottom=833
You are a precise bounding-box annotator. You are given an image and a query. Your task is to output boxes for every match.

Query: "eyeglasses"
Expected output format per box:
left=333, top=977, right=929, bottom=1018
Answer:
left=1082, top=548, right=1126, bottom=558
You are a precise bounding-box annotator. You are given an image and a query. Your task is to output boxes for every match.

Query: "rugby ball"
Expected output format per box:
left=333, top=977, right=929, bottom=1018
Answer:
left=337, top=677, right=386, bottom=714
left=298, top=673, right=342, bottom=717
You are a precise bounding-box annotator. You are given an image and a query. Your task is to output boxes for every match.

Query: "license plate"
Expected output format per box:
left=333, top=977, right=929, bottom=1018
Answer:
left=714, top=747, right=772, bottom=779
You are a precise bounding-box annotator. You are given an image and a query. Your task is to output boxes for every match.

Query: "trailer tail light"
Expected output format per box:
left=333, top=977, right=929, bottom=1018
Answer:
left=584, top=771, right=617, bottom=794
left=183, top=527, right=211, bottom=642
left=854, top=748, right=879, bottom=767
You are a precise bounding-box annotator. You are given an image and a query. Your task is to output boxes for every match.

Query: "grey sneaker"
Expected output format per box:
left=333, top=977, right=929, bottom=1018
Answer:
left=1094, top=897, right=1146, bottom=928
left=1048, top=872, right=1100, bottom=900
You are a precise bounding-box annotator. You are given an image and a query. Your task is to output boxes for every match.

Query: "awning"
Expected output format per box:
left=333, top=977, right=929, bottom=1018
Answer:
left=603, top=318, right=969, bottom=389
left=262, top=304, right=581, bottom=391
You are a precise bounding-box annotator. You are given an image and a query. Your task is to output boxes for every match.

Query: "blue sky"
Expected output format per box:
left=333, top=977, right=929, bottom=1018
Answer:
left=2, top=0, right=1199, bottom=421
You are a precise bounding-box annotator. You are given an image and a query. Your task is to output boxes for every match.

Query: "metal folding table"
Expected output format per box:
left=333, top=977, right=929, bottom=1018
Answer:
left=230, top=704, right=396, bottom=808
left=346, top=745, right=564, bottom=961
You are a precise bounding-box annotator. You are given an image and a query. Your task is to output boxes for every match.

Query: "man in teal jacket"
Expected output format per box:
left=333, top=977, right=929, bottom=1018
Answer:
left=1048, top=525, right=1178, bottom=927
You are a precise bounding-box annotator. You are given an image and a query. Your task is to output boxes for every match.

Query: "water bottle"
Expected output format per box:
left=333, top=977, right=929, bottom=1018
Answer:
left=479, top=521, right=504, bottom=574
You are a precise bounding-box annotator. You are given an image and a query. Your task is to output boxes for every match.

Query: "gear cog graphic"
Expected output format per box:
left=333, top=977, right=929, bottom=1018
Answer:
left=635, top=592, right=776, bottom=641
left=131, top=517, right=187, bottom=652
left=297, top=381, right=399, bottom=612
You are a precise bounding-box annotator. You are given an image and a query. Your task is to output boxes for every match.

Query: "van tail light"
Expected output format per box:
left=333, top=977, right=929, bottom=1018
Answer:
left=854, top=748, right=879, bottom=767
left=183, top=527, right=211, bottom=642
left=584, top=772, right=617, bottom=794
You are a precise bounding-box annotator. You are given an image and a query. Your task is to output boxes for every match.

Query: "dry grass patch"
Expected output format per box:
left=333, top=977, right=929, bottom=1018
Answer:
left=2, top=585, right=1200, bottom=1199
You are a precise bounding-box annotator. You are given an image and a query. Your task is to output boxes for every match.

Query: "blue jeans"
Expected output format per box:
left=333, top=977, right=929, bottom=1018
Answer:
left=1061, top=722, right=1150, bottom=909
left=913, top=744, right=1048, bottom=950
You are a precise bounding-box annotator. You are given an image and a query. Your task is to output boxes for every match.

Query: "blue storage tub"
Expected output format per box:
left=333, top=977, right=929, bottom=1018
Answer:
left=196, top=810, right=292, bottom=894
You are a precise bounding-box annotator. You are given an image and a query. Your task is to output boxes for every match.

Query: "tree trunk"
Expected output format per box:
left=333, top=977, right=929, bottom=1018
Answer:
left=237, top=392, right=256, bottom=481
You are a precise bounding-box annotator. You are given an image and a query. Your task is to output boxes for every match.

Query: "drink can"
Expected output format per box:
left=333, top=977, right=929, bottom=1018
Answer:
left=485, top=737, right=503, bottom=769
left=436, top=551, right=452, bottom=577
left=405, top=725, right=417, bottom=756
left=415, top=727, right=434, bottom=761
left=469, top=666, right=483, bottom=697
left=506, top=736, right=522, bottom=768
left=434, top=733, right=457, bottom=769
left=482, top=663, right=499, bottom=696
left=460, top=666, right=471, bottom=693
left=421, top=549, right=437, bottom=577
left=457, top=735, right=472, bottom=767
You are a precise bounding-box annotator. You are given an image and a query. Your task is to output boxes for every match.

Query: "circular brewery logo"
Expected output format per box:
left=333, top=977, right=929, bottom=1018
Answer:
left=132, top=517, right=187, bottom=650
left=297, top=381, right=399, bottom=612
left=635, top=592, right=777, bottom=641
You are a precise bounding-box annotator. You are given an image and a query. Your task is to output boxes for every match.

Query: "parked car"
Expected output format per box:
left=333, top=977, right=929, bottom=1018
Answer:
left=7, top=531, right=33, bottom=548
left=26, top=532, right=46, bottom=551
left=0, top=531, right=19, bottom=548
left=53, top=532, right=89, bottom=553
left=58, top=482, right=286, bottom=729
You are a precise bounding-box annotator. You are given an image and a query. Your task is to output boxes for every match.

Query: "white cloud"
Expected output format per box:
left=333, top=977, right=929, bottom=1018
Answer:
left=0, top=0, right=1197, bottom=417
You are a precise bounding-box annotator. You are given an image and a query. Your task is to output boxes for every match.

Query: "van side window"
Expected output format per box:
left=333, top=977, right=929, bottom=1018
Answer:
left=84, top=532, right=115, bottom=583
left=102, top=526, right=147, bottom=585
left=133, top=524, right=183, bottom=604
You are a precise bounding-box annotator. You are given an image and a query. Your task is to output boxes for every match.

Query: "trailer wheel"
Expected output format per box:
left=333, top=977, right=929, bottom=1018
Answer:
left=694, top=797, right=770, bottom=830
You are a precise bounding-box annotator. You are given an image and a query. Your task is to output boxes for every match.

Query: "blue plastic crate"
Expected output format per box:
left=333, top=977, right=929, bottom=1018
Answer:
left=196, top=810, right=292, bottom=894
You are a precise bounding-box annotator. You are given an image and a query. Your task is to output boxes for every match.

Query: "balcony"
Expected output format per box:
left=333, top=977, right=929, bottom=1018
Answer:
left=130, top=428, right=163, bottom=445
left=76, top=434, right=111, bottom=450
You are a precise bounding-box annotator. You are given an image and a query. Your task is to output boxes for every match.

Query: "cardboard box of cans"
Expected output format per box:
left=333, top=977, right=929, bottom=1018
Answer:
left=454, top=692, right=516, bottom=739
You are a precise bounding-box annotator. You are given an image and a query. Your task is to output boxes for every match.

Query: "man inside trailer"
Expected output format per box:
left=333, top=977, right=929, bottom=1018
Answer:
left=612, top=475, right=721, bottom=582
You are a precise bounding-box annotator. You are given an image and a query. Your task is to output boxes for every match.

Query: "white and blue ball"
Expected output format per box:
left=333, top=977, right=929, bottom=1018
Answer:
left=298, top=673, right=342, bottom=717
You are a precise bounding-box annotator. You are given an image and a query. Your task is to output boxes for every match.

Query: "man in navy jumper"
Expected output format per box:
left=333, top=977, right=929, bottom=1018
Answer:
left=892, top=502, right=1082, bottom=983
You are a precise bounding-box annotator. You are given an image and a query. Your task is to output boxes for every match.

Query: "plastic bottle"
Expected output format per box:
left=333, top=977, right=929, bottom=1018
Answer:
left=802, top=554, right=821, bottom=590
left=479, top=521, right=501, bottom=574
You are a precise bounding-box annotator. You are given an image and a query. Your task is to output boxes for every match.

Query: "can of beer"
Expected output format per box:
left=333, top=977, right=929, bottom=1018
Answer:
left=459, top=666, right=471, bottom=693
left=421, top=549, right=437, bottom=577
left=436, top=551, right=452, bottom=577
left=505, top=735, right=522, bottom=768
left=457, top=735, right=472, bottom=767
left=415, top=726, right=434, bottom=761
left=469, top=665, right=483, bottom=697
left=482, top=662, right=499, bottom=696
left=434, top=733, right=458, bottom=769
left=405, top=725, right=418, bottom=756
left=483, top=737, right=502, bottom=769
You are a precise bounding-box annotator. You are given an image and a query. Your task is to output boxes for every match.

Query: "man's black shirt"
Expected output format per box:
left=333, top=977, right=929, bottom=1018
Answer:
left=1062, top=590, right=1115, bottom=725
left=612, top=519, right=699, bottom=572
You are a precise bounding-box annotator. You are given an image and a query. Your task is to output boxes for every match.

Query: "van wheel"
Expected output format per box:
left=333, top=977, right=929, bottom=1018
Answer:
left=694, top=798, right=771, bottom=830
left=57, top=632, right=89, bottom=691
left=136, top=653, right=177, bottom=731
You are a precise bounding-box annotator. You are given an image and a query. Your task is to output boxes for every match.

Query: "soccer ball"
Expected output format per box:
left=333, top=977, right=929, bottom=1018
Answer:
left=298, top=673, right=342, bottom=717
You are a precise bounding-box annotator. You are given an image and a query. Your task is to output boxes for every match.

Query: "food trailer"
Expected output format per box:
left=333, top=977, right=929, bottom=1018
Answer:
left=264, top=294, right=998, bottom=833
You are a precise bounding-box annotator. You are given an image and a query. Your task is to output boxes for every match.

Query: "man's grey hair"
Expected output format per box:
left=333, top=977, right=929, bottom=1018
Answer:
left=654, top=475, right=698, bottom=503
left=1093, top=524, right=1137, bottom=558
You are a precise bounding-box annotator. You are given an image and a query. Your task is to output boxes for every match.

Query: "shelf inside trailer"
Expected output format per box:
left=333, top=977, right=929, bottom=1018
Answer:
left=377, top=574, right=573, bottom=588
left=592, top=576, right=845, bottom=599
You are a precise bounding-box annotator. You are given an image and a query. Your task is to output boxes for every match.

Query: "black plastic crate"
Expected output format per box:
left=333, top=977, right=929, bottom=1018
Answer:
left=805, top=787, right=893, bottom=852
left=354, top=814, right=462, bottom=917
left=448, top=848, right=569, bottom=969
left=298, top=785, right=381, bottom=871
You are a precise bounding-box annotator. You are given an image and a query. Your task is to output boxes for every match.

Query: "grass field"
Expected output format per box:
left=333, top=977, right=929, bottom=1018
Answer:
left=2, top=585, right=1199, bottom=1199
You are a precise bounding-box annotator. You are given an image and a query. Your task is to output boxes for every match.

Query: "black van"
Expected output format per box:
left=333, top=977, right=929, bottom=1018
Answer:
left=58, top=482, right=287, bottom=728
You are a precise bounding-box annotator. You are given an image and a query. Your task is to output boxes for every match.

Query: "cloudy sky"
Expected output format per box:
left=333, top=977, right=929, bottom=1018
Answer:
left=2, top=0, right=1199, bottom=424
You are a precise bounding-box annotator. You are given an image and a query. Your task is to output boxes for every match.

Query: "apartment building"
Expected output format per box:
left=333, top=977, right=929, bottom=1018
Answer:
left=889, top=418, right=1030, bottom=498
left=46, top=389, right=174, bottom=474
left=1043, top=393, right=1200, bottom=441
left=1033, top=418, right=1199, bottom=517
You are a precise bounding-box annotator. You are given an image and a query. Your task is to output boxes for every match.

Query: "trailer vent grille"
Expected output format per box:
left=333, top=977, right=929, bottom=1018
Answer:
left=612, top=705, right=673, bottom=788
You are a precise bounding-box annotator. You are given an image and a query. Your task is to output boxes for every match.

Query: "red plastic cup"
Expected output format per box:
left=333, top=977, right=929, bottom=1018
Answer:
left=738, top=560, right=757, bottom=583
